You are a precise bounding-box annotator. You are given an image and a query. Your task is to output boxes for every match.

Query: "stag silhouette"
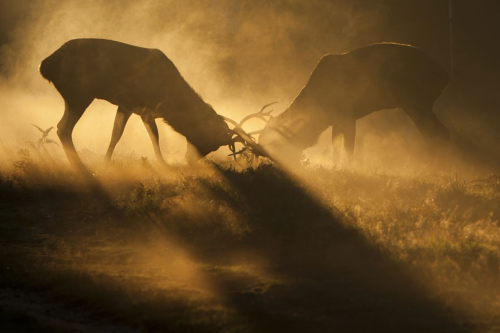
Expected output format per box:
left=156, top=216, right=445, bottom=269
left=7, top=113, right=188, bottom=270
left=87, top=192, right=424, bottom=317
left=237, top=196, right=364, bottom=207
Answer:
left=40, top=39, right=237, bottom=169
left=258, top=43, right=450, bottom=165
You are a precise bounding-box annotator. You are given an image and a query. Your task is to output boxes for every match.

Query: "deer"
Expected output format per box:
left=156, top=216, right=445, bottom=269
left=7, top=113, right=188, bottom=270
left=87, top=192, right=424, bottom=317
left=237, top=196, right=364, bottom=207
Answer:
left=40, top=38, right=254, bottom=169
left=257, top=43, right=451, bottom=166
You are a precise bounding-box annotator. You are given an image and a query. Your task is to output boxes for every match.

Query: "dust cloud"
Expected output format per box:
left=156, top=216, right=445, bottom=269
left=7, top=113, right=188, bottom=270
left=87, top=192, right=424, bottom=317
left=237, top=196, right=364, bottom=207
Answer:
left=1, top=2, right=500, bottom=330
left=0, top=0, right=387, bottom=165
left=0, top=0, right=498, bottom=169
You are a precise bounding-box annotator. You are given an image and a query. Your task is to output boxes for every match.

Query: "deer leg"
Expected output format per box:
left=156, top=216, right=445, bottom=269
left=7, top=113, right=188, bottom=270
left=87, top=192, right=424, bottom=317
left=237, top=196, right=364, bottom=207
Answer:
left=105, top=107, right=132, bottom=161
left=343, top=120, right=356, bottom=163
left=141, top=114, right=164, bottom=163
left=185, top=142, right=200, bottom=165
left=404, top=105, right=450, bottom=160
left=57, top=99, right=92, bottom=169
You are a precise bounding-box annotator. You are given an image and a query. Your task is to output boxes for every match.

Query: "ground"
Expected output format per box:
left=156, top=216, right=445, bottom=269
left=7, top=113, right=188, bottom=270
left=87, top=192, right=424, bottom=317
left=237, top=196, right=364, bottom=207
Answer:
left=1, top=150, right=500, bottom=332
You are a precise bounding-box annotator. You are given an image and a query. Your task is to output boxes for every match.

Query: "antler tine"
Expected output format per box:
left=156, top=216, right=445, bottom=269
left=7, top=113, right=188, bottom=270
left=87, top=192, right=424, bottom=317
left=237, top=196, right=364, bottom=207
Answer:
left=231, top=127, right=269, bottom=157
left=228, top=146, right=247, bottom=158
left=221, top=116, right=240, bottom=130
left=257, top=101, right=278, bottom=114
left=238, top=113, right=271, bottom=127
left=225, top=129, right=249, bottom=160
left=222, top=102, right=278, bottom=129
left=237, top=101, right=278, bottom=128
left=221, top=102, right=279, bottom=163
left=228, top=142, right=237, bottom=160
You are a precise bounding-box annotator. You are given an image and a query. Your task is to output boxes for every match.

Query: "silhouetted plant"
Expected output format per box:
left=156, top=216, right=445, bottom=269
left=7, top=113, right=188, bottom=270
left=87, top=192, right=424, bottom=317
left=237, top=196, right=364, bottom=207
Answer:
left=12, top=148, right=32, bottom=172
left=30, top=124, right=59, bottom=149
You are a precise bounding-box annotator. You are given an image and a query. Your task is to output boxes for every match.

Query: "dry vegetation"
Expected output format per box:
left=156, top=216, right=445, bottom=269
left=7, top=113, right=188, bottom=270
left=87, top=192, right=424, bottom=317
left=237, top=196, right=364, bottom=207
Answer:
left=1, top=142, right=500, bottom=332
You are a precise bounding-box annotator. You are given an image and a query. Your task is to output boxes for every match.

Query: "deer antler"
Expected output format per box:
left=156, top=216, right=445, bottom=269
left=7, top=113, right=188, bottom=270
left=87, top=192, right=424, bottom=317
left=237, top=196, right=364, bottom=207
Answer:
left=237, top=101, right=277, bottom=127
left=222, top=102, right=277, bottom=160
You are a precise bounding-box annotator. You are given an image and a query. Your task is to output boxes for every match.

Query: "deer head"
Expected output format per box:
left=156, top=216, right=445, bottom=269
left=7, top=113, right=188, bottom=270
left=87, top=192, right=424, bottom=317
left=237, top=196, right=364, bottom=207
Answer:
left=222, top=102, right=278, bottom=161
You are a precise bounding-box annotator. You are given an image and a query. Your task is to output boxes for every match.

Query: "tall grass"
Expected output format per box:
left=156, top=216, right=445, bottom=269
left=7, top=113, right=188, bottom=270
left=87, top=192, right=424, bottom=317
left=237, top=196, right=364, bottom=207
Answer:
left=1, top=148, right=499, bottom=331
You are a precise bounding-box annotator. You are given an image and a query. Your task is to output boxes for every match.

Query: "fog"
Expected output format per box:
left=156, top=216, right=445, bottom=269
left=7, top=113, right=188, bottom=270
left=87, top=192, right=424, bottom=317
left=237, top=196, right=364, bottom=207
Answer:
left=0, top=0, right=498, bottom=169
left=1, top=2, right=500, bottom=330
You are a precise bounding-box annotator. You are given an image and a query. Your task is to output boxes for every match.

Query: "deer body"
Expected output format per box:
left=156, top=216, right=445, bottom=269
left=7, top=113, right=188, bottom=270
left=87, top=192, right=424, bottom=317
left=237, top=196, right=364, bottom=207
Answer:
left=40, top=38, right=231, bottom=168
left=258, top=43, right=450, bottom=165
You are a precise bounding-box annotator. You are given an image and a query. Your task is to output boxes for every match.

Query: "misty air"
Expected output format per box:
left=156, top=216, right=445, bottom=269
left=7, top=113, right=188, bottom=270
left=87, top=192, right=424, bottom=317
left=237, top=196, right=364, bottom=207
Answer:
left=0, top=1, right=499, bottom=332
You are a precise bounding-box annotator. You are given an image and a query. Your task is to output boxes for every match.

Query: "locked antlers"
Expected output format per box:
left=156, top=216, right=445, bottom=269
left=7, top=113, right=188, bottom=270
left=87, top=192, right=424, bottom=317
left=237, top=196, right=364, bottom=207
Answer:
left=222, top=102, right=278, bottom=160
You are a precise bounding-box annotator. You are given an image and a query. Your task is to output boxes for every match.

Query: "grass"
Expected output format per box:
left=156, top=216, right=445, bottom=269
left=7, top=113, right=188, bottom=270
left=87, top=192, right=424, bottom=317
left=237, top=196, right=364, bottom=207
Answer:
left=0, top=146, right=499, bottom=332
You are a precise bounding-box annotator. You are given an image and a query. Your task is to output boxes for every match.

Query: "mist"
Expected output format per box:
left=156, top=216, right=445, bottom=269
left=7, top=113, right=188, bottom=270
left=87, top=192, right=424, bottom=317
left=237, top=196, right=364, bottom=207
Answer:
left=1, top=2, right=500, bottom=331
left=1, top=0, right=497, bottom=169
left=0, top=0, right=453, bottom=166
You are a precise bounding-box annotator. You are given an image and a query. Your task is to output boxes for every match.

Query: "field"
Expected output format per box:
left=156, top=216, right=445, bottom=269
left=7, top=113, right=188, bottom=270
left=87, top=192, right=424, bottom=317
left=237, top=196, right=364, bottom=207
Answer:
left=2, top=0, right=500, bottom=331
left=1, top=144, right=500, bottom=333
